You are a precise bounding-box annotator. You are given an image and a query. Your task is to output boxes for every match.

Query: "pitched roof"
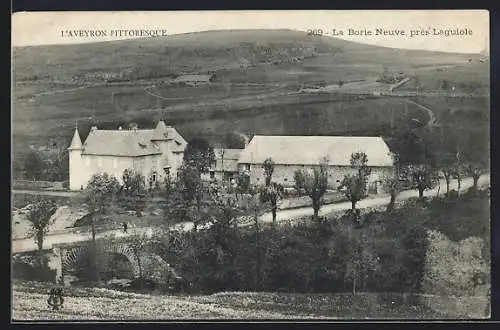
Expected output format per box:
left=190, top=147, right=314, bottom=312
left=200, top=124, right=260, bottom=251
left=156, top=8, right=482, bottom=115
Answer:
left=166, top=127, right=188, bottom=153
left=82, top=129, right=161, bottom=157
left=213, top=148, right=243, bottom=160
left=238, top=136, right=393, bottom=167
left=151, top=121, right=169, bottom=141
left=211, top=149, right=243, bottom=172
left=68, top=128, right=83, bottom=150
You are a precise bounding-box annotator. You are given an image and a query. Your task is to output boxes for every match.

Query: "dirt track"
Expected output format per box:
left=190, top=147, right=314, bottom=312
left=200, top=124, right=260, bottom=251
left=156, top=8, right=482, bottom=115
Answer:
left=12, top=175, right=489, bottom=254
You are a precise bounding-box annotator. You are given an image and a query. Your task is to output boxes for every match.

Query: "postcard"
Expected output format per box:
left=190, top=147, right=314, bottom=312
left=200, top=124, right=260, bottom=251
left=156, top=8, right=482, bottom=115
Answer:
left=11, top=10, right=490, bottom=321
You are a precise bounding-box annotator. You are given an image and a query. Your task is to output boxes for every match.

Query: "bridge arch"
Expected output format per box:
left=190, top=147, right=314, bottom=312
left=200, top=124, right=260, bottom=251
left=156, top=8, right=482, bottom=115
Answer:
left=57, top=240, right=171, bottom=282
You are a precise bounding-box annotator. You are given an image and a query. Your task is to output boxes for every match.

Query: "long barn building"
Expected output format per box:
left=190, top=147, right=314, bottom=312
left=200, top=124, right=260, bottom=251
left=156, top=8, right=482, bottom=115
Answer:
left=237, top=135, right=394, bottom=193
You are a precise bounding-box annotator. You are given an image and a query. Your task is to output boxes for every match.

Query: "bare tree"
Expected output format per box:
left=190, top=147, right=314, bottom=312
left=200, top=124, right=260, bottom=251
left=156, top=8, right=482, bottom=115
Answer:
left=295, top=159, right=329, bottom=219
left=467, top=162, right=487, bottom=190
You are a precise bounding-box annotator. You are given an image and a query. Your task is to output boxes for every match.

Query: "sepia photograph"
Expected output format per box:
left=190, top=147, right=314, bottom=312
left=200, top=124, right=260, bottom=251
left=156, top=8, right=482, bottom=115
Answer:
left=11, top=10, right=490, bottom=321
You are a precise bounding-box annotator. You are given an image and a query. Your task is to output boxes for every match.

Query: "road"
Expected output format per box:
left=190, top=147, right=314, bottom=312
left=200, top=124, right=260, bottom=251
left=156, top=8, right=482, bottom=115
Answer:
left=260, top=175, right=489, bottom=223
left=12, top=174, right=489, bottom=254
left=402, top=99, right=437, bottom=128
left=12, top=189, right=83, bottom=198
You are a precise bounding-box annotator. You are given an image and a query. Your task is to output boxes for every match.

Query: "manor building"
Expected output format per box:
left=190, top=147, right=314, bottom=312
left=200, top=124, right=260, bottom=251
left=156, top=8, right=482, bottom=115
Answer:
left=68, top=122, right=394, bottom=194
left=68, top=121, right=187, bottom=191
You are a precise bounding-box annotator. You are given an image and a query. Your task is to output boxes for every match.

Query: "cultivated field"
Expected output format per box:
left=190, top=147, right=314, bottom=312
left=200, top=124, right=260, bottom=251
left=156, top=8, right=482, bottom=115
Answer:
left=12, top=29, right=488, bottom=167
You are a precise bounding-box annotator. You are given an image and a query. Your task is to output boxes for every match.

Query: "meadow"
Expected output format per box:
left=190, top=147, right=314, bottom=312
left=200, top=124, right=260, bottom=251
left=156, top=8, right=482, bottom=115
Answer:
left=12, top=29, right=489, bottom=175
left=13, top=280, right=454, bottom=320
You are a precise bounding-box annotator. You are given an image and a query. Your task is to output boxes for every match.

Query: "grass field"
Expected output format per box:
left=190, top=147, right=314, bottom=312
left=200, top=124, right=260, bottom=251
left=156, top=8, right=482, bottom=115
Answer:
left=12, top=29, right=488, bottom=170
left=12, top=281, right=453, bottom=320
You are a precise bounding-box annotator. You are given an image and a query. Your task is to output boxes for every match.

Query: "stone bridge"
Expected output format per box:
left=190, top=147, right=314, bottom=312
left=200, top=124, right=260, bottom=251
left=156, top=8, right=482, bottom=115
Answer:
left=49, top=236, right=172, bottom=285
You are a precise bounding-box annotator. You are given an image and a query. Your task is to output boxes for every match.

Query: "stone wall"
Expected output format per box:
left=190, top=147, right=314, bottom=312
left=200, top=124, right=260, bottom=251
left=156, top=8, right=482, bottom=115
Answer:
left=13, top=180, right=65, bottom=191
left=239, top=163, right=393, bottom=192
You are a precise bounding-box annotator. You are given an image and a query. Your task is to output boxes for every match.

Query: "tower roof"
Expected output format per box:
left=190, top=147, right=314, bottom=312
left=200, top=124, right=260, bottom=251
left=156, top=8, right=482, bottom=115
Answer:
left=151, top=121, right=169, bottom=141
left=67, top=128, right=83, bottom=150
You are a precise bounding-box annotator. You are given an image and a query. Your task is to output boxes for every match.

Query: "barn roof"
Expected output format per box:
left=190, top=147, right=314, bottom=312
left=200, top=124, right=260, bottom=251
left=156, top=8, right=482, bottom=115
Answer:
left=238, top=136, right=393, bottom=167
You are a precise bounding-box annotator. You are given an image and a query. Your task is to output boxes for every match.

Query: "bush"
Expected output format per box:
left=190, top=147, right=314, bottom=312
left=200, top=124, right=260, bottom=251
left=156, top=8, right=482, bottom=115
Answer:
left=12, top=258, right=56, bottom=282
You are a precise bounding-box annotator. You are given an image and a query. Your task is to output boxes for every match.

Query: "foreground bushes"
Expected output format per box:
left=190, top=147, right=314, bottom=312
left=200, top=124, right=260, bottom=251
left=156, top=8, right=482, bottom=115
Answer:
left=154, top=188, right=489, bottom=295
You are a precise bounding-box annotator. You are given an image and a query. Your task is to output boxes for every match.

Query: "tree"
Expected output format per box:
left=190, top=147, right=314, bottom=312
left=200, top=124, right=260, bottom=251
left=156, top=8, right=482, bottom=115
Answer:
left=183, top=137, right=215, bottom=174
left=259, top=158, right=282, bottom=227
left=26, top=199, right=58, bottom=266
left=382, top=175, right=401, bottom=212
left=127, top=231, right=159, bottom=280
left=338, top=152, right=371, bottom=211
left=225, top=132, right=247, bottom=149
left=243, top=191, right=266, bottom=290
left=295, top=160, right=329, bottom=218
left=24, top=151, right=44, bottom=181
left=440, top=166, right=454, bottom=196
left=408, top=164, right=438, bottom=199
left=235, top=172, right=250, bottom=193
left=120, top=169, right=148, bottom=216
left=259, top=183, right=283, bottom=228
left=350, top=152, right=372, bottom=178
left=339, top=174, right=366, bottom=212
left=455, top=151, right=463, bottom=196
left=466, top=161, right=487, bottom=190
left=293, top=170, right=305, bottom=196
left=45, top=150, right=69, bottom=182
left=177, top=164, right=215, bottom=231
left=84, top=173, right=121, bottom=281
left=343, top=228, right=380, bottom=295
left=262, top=158, right=275, bottom=187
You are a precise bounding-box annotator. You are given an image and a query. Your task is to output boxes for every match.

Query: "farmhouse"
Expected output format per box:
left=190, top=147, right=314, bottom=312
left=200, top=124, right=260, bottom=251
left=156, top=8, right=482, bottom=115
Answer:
left=204, top=148, right=243, bottom=182
left=68, top=121, right=187, bottom=191
left=237, top=135, right=394, bottom=193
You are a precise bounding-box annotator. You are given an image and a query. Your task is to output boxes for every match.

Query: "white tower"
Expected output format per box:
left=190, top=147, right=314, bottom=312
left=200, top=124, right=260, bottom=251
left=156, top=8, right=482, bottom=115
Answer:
left=67, top=127, right=84, bottom=190
left=151, top=121, right=170, bottom=180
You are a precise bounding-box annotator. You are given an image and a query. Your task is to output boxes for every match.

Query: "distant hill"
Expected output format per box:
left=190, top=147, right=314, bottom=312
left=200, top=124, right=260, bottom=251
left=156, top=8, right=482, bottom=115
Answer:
left=12, top=29, right=476, bottom=85
left=12, top=29, right=487, bottom=173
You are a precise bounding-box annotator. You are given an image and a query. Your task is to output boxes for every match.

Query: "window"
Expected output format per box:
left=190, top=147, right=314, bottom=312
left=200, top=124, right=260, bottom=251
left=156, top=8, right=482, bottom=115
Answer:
left=210, top=171, right=215, bottom=179
left=164, top=167, right=170, bottom=177
left=245, top=164, right=251, bottom=171
left=149, top=171, right=157, bottom=189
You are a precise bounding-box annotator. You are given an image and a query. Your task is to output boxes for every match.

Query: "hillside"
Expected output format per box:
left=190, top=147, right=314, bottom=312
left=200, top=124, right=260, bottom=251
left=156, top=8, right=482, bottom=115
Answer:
left=12, top=29, right=488, bottom=171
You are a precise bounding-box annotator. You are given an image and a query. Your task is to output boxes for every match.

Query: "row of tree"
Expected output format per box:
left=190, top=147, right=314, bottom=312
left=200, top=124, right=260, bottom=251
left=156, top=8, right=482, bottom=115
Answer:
left=21, top=149, right=69, bottom=182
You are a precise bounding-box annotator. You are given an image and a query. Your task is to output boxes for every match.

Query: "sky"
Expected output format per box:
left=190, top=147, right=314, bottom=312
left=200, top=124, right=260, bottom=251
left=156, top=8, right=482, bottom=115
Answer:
left=12, top=10, right=489, bottom=54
